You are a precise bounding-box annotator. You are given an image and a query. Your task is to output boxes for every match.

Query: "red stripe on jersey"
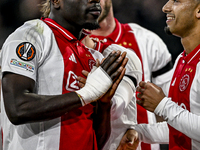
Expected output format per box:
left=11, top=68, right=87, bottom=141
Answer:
left=43, top=18, right=98, bottom=150
left=168, top=45, right=200, bottom=150
left=91, top=19, right=151, bottom=150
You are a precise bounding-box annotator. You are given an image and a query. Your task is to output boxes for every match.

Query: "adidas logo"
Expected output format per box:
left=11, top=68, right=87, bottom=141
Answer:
left=69, top=53, right=77, bottom=63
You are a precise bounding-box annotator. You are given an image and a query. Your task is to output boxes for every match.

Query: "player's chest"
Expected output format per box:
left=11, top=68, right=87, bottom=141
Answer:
left=58, top=41, right=96, bottom=92
left=169, top=57, right=199, bottom=110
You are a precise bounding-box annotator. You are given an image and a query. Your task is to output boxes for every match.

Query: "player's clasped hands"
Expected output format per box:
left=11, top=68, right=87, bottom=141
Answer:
left=77, top=50, right=128, bottom=103
left=96, top=50, right=128, bottom=103
left=100, top=50, right=128, bottom=80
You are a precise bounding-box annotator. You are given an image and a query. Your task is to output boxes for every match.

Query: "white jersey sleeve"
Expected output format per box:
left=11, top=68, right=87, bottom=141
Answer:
left=128, top=23, right=173, bottom=96
left=155, top=97, right=200, bottom=141
left=102, top=79, right=137, bottom=150
left=88, top=46, right=138, bottom=150
left=88, top=47, right=137, bottom=122
left=99, top=44, right=139, bottom=150
left=134, top=121, right=169, bottom=144
left=1, top=19, right=53, bottom=81
left=154, top=53, right=200, bottom=142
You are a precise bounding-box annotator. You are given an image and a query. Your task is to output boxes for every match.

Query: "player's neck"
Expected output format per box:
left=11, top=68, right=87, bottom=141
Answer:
left=91, top=10, right=116, bottom=37
left=49, top=14, right=82, bottom=39
left=181, top=28, right=200, bottom=54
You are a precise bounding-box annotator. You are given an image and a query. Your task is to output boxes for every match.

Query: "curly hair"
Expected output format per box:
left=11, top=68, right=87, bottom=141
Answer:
left=40, top=0, right=51, bottom=18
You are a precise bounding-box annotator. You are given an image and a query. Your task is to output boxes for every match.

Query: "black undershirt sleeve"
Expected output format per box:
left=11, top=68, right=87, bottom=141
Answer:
left=152, top=61, right=173, bottom=78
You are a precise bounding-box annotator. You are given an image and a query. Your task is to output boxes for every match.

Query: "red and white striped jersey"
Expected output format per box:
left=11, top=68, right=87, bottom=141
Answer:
left=1, top=17, right=139, bottom=150
left=91, top=19, right=173, bottom=150
left=167, top=44, right=200, bottom=150
left=1, top=18, right=103, bottom=150
left=140, top=45, right=200, bottom=149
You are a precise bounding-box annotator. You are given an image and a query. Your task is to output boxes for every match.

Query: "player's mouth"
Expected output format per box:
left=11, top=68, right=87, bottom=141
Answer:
left=166, top=14, right=175, bottom=23
left=89, top=10, right=101, bottom=16
left=88, top=5, right=102, bottom=17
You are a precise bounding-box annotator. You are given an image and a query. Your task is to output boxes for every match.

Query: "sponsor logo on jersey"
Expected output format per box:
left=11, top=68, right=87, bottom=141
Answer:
left=179, top=74, right=190, bottom=92
left=88, top=59, right=96, bottom=70
left=10, top=59, right=35, bottom=72
left=66, top=71, right=79, bottom=91
left=16, top=42, right=36, bottom=61
left=69, top=53, right=77, bottom=63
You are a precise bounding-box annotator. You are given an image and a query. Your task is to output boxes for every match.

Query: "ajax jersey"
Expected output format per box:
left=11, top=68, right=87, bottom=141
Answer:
left=1, top=18, right=102, bottom=150
left=91, top=18, right=173, bottom=150
left=168, top=44, right=200, bottom=150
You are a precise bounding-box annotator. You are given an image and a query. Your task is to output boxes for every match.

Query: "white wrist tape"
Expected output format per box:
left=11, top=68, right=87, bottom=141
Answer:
left=76, top=66, right=112, bottom=106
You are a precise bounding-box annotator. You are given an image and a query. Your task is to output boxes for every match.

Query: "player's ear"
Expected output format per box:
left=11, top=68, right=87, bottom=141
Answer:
left=51, top=0, right=60, bottom=9
left=196, top=4, right=200, bottom=19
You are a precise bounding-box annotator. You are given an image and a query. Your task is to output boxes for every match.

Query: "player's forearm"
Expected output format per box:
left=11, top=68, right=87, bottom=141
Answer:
left=3, top=90, right=82, bottom=125
left=94, top=100, right=112, bottom=149
left=155, top=97, right=200, bottom=141
left=2, top=73, right=83, bottom=125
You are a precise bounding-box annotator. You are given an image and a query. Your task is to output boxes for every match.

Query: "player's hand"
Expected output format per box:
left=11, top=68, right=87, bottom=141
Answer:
left=117, top=129, right=139, bottom=150
left=101, top=50, right=128, bottom=81
left=77, top=69, right=126, bottom=103
left=77, top=60, right=126, bottom=103
left=77, top=59, right=100, bottom=88
left=100, top=66, right=126, bottom=103
left=136, top=81, right=166, bottom=112
left=81, top=35, right=97, bottom=49
left=75, top=51, right=127, bottom=105
left=99, top=51, right=128, bottom=103
left=77, top=51, right=128, bottom=87
left=77, top=71, right=88, bottom=88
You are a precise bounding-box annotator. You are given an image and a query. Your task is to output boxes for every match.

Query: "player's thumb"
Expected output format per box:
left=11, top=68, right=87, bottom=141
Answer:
left=127, top=129, right=139, bottom=145
left=127, top=135, right=135, bottom=145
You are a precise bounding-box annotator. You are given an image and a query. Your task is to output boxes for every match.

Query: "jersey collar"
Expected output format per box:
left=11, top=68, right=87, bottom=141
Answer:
left=42, top=18, right=88, bottom=41
left=182, top=44, right=200, bottom=64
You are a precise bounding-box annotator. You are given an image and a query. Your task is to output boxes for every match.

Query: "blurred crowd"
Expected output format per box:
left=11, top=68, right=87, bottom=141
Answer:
left=0, top=0, right=44, bottom=48
left=0, top=0, right=183, bottom=63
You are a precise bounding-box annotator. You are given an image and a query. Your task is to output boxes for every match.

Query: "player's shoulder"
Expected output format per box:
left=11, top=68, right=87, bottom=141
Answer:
left=4, top=19, right=52, bottom=45
left=24, top=19, right=51, bottom=32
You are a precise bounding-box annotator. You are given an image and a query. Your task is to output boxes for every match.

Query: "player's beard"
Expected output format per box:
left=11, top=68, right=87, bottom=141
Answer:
left=83, top=21, right=100, bottom=30
left=164, top=26, right=172, bottom=35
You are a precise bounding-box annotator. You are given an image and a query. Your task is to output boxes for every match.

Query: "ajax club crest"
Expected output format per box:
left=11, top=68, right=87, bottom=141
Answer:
left=179, top=74, right=190, bottom=92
